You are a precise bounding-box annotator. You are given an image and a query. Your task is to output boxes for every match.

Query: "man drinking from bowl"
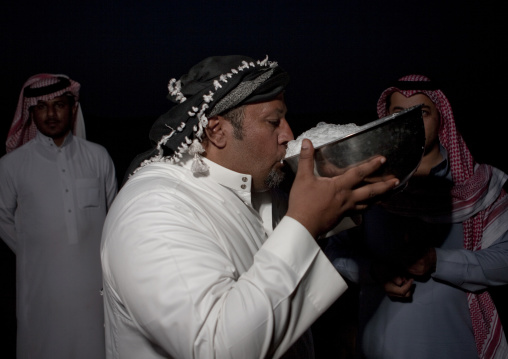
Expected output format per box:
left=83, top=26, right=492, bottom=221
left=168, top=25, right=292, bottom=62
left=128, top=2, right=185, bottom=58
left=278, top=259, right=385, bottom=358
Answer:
left=100, top=55, right=399, bottom=359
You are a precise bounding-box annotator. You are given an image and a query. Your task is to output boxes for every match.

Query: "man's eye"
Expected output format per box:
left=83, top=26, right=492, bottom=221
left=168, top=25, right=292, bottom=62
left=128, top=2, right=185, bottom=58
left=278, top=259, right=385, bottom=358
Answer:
left=268, top=120, right=280, bottom=127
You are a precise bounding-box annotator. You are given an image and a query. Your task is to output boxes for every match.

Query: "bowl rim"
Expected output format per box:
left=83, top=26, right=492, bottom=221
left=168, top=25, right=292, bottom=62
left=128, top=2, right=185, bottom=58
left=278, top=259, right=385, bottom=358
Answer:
left=284, top=104, right=424, bottom=161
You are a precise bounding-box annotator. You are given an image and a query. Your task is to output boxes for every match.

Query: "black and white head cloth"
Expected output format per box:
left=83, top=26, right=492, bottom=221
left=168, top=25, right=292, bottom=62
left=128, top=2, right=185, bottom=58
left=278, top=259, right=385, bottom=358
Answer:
left=128, top=55, right=289, bottom=177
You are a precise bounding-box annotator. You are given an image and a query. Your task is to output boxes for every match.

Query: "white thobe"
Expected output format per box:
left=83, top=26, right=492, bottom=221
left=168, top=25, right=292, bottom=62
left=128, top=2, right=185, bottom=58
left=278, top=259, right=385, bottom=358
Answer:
left=101, top=154, right=347, bottom=358
left=0, top=131, right=117, bottom=359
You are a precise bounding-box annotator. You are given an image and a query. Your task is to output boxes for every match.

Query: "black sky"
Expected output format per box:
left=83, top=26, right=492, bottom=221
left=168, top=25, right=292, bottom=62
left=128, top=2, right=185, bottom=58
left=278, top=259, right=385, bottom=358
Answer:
left=2, top=1, right=506, bottom=172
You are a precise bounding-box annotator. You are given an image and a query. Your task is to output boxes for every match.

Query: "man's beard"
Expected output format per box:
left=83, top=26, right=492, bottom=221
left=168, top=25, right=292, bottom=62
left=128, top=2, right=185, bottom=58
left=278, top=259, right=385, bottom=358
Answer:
left=264, top=168, right=285, bottom=189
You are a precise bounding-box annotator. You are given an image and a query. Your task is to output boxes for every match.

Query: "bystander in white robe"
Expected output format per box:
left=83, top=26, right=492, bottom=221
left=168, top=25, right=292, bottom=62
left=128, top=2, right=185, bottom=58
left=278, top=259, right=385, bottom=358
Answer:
left=0, top=131, right=117, bottom=359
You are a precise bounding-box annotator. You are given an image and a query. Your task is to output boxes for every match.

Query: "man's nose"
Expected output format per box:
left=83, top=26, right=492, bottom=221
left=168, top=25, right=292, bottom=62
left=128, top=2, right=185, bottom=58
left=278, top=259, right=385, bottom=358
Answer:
left=47, top=105, right=56, bottom=117
left=279, top=119, right=294, bottom=144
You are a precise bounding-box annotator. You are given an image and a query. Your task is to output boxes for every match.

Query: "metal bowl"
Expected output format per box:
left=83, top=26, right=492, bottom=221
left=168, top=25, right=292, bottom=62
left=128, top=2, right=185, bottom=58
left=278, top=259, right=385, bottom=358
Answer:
left=284, top=105, right=425, bottom=189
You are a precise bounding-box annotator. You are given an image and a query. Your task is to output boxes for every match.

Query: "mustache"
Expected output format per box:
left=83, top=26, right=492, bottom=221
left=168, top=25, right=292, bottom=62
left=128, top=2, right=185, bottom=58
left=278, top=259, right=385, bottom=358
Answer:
left=280, top=147, right=288, bottom=163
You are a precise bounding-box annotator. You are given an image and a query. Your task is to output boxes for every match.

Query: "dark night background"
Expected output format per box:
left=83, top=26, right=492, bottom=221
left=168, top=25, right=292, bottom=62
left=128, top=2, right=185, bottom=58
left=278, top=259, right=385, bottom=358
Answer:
left=1, top=1, right=506, bottom=357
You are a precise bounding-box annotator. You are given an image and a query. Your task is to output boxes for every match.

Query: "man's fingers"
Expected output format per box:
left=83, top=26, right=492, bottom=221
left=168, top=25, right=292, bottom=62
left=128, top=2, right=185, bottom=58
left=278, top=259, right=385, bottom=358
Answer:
left=331, top=156, right=399, bottom=207
left=399, top=278, right=414, bottom=297
left=329, top=156, right=389, bottom=192
left=294, top=139, right=315, bottom=180
left=349, top=156, right=387, bottom=182
left=386, top=277, right=414, bottom=298
left=350, top=178, right=400, bottom=204
left=391, top=276, right=406, bottom=286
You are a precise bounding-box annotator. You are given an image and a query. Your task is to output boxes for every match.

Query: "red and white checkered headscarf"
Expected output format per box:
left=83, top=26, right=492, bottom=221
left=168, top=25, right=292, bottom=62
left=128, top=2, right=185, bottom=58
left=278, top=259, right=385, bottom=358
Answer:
left=378, top=75, right=508, bottom=358
left=6, top=74, right=86, bottom=153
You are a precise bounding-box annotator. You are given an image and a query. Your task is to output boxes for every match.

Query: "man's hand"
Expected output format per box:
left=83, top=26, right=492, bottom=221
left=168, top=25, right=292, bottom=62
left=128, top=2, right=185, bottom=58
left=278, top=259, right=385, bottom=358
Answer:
left=382, top=248, right=437, bottom=300
left=286, top=139, right=400, bottom=238
left=406, top=247, right=437, bottom=277
left=384, top=276, right=414, bottom=299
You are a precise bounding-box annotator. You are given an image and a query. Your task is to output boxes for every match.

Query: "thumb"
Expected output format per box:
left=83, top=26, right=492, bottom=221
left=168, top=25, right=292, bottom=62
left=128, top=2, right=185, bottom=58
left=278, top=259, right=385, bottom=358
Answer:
left=295, top=139, right=316, bottom=179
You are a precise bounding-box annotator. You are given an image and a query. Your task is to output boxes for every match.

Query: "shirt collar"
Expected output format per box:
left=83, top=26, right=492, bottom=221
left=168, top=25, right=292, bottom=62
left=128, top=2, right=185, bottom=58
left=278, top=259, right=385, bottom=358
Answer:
left=35, top=130, right=73, bottom=149
left=180, top=154, right=253, bottom=204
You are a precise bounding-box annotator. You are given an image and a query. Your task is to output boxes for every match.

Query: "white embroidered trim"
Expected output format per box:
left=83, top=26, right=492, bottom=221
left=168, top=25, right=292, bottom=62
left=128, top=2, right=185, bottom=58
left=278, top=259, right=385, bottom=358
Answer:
left=133, top=55, right=277, bottom=175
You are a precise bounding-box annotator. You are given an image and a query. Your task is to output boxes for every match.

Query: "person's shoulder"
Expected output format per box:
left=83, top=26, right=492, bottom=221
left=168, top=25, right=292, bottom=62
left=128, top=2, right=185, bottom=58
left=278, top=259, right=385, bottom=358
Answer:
left=75, top=136, right=106, bottom=149
left=129, top=162, right=185, bottom=180
left=0, top=141, right=34, bottom=164
left=0, top=144, right=34, bottom=179
left=125, top=163, right=197, bottom=193
left=116, top=164, right=186, bottom=202
left=74, top=137, right=111, bottom=157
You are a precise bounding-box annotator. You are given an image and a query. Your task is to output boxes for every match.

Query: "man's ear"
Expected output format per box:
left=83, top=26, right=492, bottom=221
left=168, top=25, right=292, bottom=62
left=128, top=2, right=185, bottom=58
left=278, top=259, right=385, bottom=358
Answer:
left=72, top=101, right=78, bottom=117
left=70, top=102, right=78, bottom=125
left=204, top=116, right=227, bottom=148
